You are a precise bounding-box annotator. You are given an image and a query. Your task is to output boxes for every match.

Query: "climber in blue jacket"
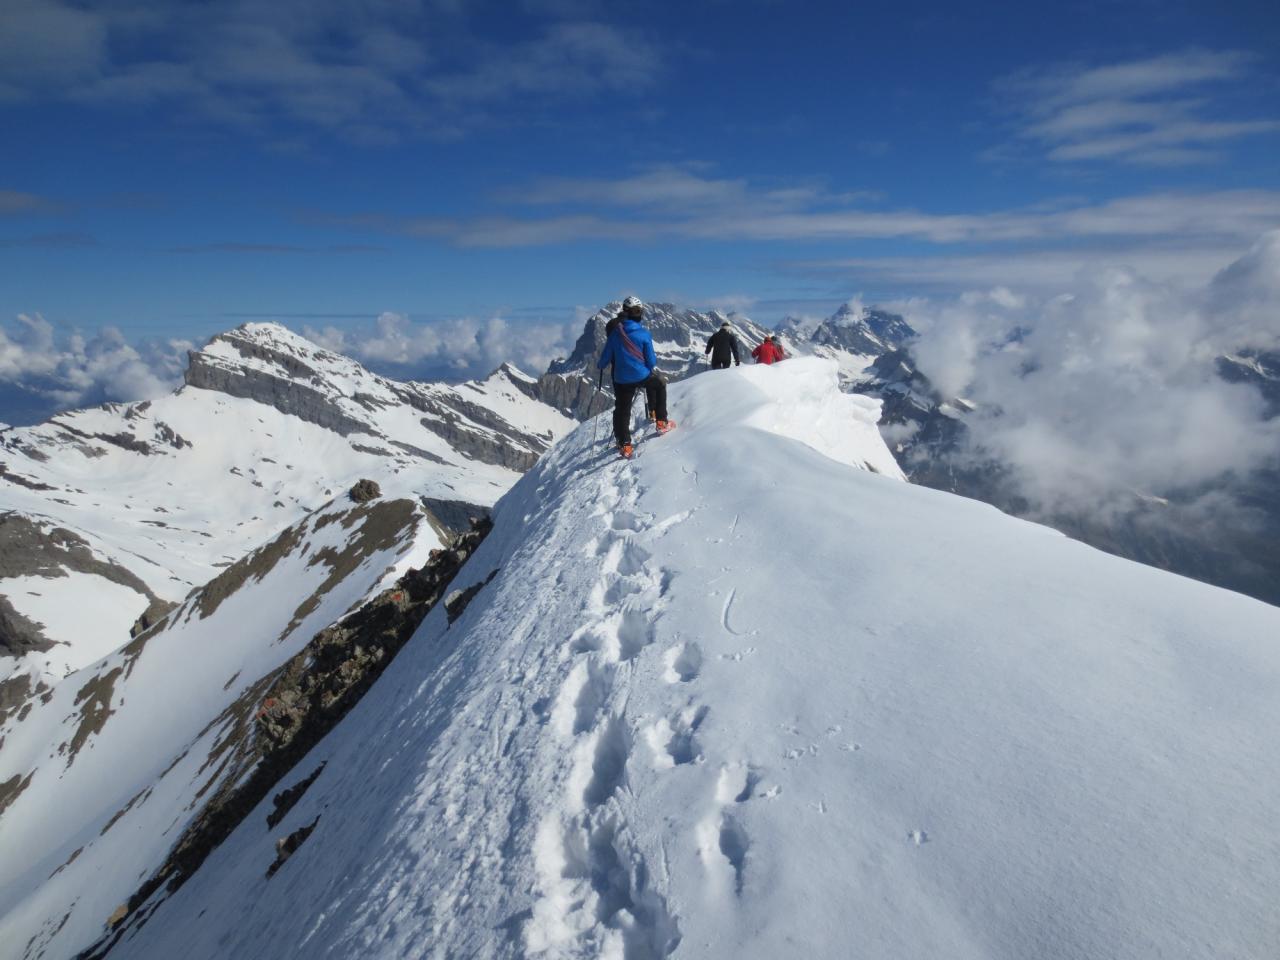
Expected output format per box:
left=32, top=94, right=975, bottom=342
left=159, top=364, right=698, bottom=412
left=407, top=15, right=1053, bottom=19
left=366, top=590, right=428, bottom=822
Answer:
left=597, top=297, right=675, bottom=458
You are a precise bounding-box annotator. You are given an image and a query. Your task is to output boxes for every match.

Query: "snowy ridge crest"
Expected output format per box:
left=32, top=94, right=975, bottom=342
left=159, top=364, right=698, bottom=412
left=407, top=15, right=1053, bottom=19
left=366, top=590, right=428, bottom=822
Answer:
left=678, top=358, right=904, bottom=478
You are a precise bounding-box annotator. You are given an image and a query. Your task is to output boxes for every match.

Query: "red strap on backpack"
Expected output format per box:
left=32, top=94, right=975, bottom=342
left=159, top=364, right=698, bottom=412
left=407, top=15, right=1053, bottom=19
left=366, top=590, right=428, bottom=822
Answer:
left=615, top=324, right=647, bottom=364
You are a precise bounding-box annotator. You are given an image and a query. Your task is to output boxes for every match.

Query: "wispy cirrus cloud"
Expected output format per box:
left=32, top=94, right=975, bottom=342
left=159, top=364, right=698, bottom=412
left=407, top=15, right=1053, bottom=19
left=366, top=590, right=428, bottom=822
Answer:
left=993, top=49, right=1280, bottom=166
left=0, top=1, right=661, bottom=142
left=314, top=158, right=1280, bottom=253
left=166, top=242, right=385, bottom=255
left=0, top=231, right=96, bottom=249
left=0, top=189, right=61, bottom=215
left=505, top=166, right=877, bottom=213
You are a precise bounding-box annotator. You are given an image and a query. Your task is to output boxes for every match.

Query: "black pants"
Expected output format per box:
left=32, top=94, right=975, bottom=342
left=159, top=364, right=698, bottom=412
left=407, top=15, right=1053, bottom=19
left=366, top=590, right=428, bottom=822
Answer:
left=613, top=374, right=667, bottom=445
left=711, top=358, right=731, bottom=369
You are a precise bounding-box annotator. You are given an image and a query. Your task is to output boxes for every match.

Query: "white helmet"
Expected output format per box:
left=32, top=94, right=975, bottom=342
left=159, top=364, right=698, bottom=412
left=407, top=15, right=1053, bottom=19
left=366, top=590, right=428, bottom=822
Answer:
left=622, top=296, right=644, bottom=316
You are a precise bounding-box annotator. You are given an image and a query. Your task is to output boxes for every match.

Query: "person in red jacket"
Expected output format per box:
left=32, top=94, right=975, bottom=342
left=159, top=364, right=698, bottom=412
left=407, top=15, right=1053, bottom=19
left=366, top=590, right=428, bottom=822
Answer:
left=752, top=334, right=785, bottom=365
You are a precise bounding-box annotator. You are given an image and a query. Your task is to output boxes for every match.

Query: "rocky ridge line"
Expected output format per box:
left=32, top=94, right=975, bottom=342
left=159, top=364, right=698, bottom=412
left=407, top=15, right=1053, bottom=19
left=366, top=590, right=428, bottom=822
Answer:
left=77, top=512, right=495, bottom=959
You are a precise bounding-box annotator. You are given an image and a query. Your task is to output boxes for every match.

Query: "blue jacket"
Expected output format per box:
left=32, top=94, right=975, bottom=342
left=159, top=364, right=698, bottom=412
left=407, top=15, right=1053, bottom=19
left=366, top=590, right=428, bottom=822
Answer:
left=597, top=318, right=658, bottom=385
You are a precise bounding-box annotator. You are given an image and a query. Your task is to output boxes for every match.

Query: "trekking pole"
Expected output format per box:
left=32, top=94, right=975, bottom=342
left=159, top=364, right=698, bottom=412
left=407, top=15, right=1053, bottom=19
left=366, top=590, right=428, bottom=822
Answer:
left=592, top=369, right=603, bottom=445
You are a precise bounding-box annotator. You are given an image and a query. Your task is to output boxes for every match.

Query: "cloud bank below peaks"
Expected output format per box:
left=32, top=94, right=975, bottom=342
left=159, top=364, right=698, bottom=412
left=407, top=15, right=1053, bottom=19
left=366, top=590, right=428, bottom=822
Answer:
left=303, top=311, right=581, bottom=382
left=901, top=230, right=1280, bottom=520
left=0, top=313, right=192, bottom=424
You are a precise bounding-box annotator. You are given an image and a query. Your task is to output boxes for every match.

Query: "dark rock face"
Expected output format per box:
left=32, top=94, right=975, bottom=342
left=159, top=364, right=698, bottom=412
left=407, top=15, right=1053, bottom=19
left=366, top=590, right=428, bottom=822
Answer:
left=0, top=672, right=34, bottom=727
left=79, top=515, right=495, bottom=959
left=0, top=512, right=161, bottom=658
left=0, top=770, right=34, bottom=819
left=445, top=568, right=499, bottom=623
left=266, top=816, right=319, bottom=878
left=811, top=305, right=915, bottom=355
left=416, top=410, right=540, bottom=472
left=190, top=522, right=308, bottom=621
left=266, top=763, right=326, bottom=830
left=278, top=498, right=418, bottom=641
left=531, top=370, right=612, bottom=421
left=0, top=463, right=56, bottom=491
left=420, top=498, right=489, bottom=541
left=0, top=596, right=52, bottom=658
left=44, top=414, right=191, bottom=457
left=348, top=479, right=381, bottom=503
left=185, top=348, right=370, bottom=437
left=129, top=599, right=177, bottom=640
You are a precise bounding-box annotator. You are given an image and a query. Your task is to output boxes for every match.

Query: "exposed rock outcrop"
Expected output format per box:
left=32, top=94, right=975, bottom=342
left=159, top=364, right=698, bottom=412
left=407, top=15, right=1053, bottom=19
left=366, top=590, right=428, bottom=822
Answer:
left=266, top=763, right=326, bottom=830
left=532, top=370, right=611, bottom=421
left=266, top=816, right=319, bottom=878
left=79, top=515, right=494, bottom=959
left=0, top=512, right=164, bottom=659
left=129, top=599, right=177, bottom=640
left=185, top=347, right=370, bottom=437
left=348, top=479, right=381, bottom=503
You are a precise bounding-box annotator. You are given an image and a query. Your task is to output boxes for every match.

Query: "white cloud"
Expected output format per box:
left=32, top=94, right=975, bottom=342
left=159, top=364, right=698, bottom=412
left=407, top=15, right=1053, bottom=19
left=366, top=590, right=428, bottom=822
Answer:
left=0, top=2, right=661, bottom=140
left=898, top=231, right=1280, bottom=519
left=996, top=49, right=1280, bottom=166
left=0, top=313, right=192, bottom=417
left=800, top=243, right=1247, bottom=294
left=304, top=310, right=581, bottom=379
left=336, top=164, right=1280, bottom=251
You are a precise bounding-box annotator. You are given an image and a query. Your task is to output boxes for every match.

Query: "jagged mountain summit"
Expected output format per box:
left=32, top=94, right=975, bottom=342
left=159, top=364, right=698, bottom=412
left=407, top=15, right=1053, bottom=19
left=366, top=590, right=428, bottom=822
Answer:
left=549, top=303, right=776, bottom=389
left=11, top=358, right=1275, bottom=960
left=0, top=322, right=577, bottom=697
left=780, top=302, right=915, bottom=359
left=542, top=300, right=912, bottom=418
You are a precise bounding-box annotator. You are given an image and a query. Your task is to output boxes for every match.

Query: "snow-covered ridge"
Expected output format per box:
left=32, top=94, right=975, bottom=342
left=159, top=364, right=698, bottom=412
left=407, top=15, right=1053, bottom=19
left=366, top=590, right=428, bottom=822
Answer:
left=65, top=358, right=1280, bottom=960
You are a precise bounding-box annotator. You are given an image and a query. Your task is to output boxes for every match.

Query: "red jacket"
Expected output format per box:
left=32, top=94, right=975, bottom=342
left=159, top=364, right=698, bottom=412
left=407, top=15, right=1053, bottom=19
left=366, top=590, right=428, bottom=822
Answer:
left=752, top=340, right=785, bottom=364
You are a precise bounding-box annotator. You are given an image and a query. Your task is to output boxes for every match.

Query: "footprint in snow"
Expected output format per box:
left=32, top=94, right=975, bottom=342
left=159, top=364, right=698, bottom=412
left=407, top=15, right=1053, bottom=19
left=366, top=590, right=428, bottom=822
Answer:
left=582, top=715, right=631, bottom=810
left=715, top=762, right=761, bottom=805
left=611, top=509, right=645, bottom=532
left=645, top=704, right=708, bottom=768
left=551, top=657, right=616, bottom=738
left=608, top=608, right=654, bottom=662
left=663, top=642, right=702, bottom=683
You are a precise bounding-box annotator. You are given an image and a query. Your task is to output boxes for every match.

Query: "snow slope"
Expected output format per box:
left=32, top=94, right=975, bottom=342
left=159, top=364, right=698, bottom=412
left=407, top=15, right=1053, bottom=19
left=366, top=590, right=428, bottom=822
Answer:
left=0, top=323, right=576, bottom=688
left=0, top=493, right=445, bottom=960
left=20, top=358, right=1280, bottom=959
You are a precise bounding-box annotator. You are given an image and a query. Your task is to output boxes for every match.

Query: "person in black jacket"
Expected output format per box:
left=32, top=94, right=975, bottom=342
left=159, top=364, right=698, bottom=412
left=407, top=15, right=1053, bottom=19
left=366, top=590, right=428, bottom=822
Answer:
left=705, top=321, right=741, bottom=369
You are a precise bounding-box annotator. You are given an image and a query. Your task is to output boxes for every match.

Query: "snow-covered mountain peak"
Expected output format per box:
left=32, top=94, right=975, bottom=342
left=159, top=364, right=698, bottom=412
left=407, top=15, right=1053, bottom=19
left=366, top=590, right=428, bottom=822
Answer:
left=187, top=321, right=385, bottom=396
left=0, top=322, right=578, bottom=700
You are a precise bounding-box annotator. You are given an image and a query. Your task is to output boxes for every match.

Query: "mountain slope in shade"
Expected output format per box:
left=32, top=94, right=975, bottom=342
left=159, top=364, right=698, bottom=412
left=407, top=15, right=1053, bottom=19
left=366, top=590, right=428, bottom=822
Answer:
left=0, top=490, right=453, bottom=960
left=70, top=358, right=1279, bottom=960
left=0, top=322, right=576, bottom=692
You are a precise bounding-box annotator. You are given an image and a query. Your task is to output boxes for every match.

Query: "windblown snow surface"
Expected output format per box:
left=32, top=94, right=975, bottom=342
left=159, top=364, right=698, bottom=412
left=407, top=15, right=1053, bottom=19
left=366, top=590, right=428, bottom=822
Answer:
left=89, top=359, right=1280, bottom=959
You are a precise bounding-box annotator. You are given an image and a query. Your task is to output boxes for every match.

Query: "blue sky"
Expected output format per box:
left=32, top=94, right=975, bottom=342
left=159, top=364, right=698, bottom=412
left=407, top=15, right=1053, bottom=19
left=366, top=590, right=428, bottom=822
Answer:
left=2, top=0, right=1279, bottom=418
